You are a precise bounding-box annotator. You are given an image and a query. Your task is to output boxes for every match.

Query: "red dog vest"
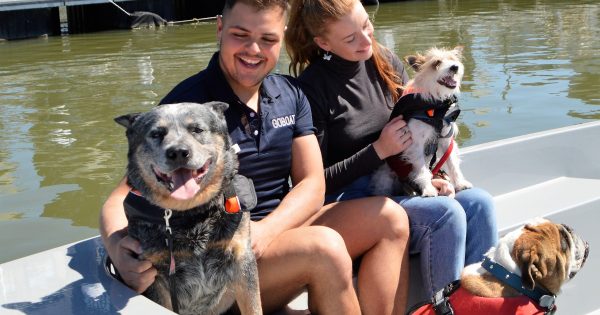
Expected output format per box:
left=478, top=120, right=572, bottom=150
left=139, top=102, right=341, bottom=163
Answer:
left=410, top=286, right=547, bottom=315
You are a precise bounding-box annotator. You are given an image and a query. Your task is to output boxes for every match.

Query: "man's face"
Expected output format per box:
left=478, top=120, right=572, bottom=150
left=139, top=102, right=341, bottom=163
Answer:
left=217, top=3, right=286, bottom=93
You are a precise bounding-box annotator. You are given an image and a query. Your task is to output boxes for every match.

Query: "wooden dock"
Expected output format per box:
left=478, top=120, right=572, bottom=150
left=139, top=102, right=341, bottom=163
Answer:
left=0, top=0, right=223, bottom=40
left=0, top=0, right=132, bottom=12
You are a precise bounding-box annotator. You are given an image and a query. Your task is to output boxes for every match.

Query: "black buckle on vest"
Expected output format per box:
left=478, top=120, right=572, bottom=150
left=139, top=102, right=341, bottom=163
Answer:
left=432, top=280, right=460, bottom=315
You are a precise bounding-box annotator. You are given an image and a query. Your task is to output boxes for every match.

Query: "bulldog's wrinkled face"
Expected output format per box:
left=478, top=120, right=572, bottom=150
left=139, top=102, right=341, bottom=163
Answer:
left=510, top=218, right=589, bottom=294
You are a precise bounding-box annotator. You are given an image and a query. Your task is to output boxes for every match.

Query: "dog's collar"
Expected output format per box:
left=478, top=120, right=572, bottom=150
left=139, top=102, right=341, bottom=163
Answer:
left=482, top=257, right=557, bottom=314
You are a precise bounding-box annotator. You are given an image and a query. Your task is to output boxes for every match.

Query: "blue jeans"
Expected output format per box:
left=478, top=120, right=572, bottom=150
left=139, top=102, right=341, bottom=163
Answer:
left=325, top=175, right=498, bottom=296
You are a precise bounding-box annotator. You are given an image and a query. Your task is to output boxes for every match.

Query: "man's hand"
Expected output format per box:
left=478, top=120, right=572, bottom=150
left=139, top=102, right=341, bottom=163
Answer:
left=250, top=220, right=278, bottom=260
left=109, top=233, right=157, bottom=293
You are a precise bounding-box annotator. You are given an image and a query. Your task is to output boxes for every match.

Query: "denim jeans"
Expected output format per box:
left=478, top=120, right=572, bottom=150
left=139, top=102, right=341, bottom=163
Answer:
left=325, top=174, right=498, bottom=296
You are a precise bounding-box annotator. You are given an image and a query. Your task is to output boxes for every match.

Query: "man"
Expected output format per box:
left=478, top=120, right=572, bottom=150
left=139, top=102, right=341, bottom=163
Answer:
left=101, top=1, right=409, bottom=314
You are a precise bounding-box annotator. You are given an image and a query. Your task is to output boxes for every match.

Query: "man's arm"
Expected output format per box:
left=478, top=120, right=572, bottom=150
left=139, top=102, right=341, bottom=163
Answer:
left=250, top=134, right=325, bottom=258
left=99, top=177, right=157, bottom=293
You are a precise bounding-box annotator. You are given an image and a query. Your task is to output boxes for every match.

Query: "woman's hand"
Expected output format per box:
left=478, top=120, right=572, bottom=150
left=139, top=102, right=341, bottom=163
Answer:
left=432, top=178, right=455, bottom=198
left=373, top=116, right=413, bottom=159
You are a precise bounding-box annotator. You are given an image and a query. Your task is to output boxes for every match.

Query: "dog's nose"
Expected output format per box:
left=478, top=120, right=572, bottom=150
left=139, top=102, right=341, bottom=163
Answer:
left=166, top=147, right=190, bottom=162
left=450, top=65, right=459, bottom=73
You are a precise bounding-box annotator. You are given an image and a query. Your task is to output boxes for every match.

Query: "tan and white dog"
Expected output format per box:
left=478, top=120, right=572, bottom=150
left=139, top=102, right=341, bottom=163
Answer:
left=409, top=218, right=589, bottom=315
left=371, top=46, right=472, bottom=197
left=462, top=218, right=589, bottom=299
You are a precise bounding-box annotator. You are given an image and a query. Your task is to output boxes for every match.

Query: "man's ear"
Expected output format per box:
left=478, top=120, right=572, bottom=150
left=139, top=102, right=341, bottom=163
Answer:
left=216, top=14, right=223, bottom=44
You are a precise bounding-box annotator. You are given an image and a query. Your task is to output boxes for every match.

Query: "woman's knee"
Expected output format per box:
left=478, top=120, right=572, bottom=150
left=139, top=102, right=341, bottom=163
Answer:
left=380, top=198, right=410, bottom=241
left=305, top=226, right=354, bottom=277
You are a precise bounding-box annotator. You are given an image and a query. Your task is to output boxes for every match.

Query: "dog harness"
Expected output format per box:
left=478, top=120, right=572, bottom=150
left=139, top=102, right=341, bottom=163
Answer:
left=123, top=174, right=256, bottom=313
left=408, top=258, right=557, bottom=315
left=385, top=92, right=461, bottom=180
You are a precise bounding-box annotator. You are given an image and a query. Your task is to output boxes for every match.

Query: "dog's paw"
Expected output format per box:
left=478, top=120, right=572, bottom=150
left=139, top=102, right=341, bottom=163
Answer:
left=454, top=180, right=473, bottom=191
left=421, top=184, right=439, bottom=197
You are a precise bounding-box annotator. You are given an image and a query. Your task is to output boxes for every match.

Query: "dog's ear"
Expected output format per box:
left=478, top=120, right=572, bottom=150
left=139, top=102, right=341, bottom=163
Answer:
left=114, top=113, right=141, bottom=129
left=405, top=54, right=425, bottom=72
left=452, top=46, right=464, bottom=59
left=205, top=101, right=229, bottom=115
left=514, top=232, right=546, bottom=290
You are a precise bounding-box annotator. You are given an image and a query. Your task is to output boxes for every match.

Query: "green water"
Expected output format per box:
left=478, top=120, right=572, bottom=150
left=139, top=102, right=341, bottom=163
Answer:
left=0, top=0, right=598, bottom=263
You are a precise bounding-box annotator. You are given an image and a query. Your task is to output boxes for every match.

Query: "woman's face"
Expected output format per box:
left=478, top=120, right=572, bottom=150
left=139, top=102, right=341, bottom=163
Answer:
left=313, top=1, right=374, bottom=62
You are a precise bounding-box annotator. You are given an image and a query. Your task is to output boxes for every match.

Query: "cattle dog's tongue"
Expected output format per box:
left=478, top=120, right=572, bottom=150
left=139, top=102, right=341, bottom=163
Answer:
left=170, top=168, right=199, bottom=200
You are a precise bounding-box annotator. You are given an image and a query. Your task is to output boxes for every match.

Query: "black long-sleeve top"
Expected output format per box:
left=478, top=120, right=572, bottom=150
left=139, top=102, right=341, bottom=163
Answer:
left=298, top=50, right=409, bottom=194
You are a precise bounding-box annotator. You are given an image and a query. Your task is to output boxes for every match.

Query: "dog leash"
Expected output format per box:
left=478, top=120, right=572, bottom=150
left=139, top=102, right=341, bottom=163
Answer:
left=482, top=257, right=557, bottom=314
left=162, top=208, right=180, bottom=313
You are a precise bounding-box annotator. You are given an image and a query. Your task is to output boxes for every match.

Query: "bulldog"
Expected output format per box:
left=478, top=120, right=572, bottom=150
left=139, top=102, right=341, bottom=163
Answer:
left=409, top=218, right=589, bottom=315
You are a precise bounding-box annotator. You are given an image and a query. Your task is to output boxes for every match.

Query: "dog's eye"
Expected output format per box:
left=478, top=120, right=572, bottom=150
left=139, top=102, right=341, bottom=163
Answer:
left=189, top=125, right=204, bottom=134
left=432, top=60, right=442, bottom=69
left=149, top=128, right=166, bottom=140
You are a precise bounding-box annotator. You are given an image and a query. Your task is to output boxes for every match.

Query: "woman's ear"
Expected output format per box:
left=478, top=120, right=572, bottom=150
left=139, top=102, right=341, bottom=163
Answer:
left=313, top=36, right=330, bottom=52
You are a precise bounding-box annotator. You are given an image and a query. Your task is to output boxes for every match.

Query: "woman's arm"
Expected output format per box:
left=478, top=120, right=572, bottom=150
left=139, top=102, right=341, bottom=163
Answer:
left=250, top=134, right=325, bottom=258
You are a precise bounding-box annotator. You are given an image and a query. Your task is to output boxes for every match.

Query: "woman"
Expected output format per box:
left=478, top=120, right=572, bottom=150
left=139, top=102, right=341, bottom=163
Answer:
left=286, top=0, right=498, bottom=299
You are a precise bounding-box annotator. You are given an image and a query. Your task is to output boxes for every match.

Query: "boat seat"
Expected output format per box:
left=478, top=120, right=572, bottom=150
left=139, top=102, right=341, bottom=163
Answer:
left=493, top=176, right=600, bottom=232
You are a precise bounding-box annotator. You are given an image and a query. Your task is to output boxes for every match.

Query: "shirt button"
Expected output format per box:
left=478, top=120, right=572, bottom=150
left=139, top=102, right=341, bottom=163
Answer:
left=249, top=112, right=255, bottom=118
left=253, top=130, right=259, bottom=136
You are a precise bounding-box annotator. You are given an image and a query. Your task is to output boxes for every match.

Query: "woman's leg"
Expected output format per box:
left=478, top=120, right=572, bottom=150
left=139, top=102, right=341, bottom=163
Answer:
left=455, top=187, right=498, bottom=265
left=395, top=195, right=466, bottom=297
left=256, top=225, right=360, bottom=315
left=307, top=197, right=410, bottom=315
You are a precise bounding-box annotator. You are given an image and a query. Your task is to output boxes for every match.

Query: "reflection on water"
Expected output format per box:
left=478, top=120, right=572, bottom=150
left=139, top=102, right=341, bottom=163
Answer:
left=0, top=0, right=598, bottom=262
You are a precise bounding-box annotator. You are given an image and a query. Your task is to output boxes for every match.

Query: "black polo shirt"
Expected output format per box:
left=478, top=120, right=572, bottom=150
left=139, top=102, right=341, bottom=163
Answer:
left=160, top=52, right=315, bottom=220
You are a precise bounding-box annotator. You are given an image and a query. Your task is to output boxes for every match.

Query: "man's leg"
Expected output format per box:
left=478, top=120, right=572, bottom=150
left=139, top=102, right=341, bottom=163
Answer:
left=256, top=225, right=360, bottom=315
left=308, top=197, right=410, bottom=315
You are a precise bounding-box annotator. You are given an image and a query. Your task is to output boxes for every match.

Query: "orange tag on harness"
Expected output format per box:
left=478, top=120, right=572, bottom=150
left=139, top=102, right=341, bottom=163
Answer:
left=426, top=109, right=435, bottom=117
left=225, top=196, right=241, bottom=214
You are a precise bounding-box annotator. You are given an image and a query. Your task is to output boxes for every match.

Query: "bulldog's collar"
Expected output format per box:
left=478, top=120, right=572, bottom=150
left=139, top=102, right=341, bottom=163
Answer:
left=482, top=257, right=557, bottom=314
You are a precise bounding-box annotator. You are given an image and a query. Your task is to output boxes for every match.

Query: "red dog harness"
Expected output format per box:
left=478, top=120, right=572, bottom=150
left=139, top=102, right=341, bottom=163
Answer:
left=409, top=285, right=547, bottom=315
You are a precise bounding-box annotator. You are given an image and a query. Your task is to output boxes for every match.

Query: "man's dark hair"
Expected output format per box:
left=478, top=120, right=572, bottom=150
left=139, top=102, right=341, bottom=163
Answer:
left=222, top=0, right=289, bottom=17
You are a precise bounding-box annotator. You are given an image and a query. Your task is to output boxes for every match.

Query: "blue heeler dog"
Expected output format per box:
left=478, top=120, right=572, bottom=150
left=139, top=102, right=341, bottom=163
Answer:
left=115, top=102, right=261, bottom=315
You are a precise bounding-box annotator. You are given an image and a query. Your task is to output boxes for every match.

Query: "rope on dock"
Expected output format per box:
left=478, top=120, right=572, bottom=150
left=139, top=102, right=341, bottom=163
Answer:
left=107, top=0, right=131, bottom=16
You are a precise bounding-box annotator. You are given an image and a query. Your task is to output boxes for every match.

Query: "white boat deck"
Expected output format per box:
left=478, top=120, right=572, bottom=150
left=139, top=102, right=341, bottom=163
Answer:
left=1, top=121, right=599, bottom=314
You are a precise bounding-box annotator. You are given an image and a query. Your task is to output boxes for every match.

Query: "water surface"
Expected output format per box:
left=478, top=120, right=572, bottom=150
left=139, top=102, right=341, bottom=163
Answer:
left=0, top=0, right=598, bottom=263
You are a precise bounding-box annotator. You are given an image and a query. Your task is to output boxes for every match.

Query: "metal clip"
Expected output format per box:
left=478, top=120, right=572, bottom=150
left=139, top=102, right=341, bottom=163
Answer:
left=163, top=209, right=173, bottom=235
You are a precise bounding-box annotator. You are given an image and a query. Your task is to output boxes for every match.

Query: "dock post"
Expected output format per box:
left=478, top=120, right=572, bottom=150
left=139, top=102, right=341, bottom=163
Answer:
left=59, top=5, right=68, bottom=35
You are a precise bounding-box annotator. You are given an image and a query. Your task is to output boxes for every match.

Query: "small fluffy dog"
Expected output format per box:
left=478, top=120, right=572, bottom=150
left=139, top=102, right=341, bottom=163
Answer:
left=371, top=46, right=472, bottom=197
left=409, top=218, right=589, bottom=314
left=115, top=102, right=261, bottom=315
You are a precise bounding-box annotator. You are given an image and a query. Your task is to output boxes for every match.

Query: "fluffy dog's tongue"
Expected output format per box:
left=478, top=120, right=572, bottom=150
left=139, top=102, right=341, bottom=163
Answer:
left=170, top=169, right=200, bottom=200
